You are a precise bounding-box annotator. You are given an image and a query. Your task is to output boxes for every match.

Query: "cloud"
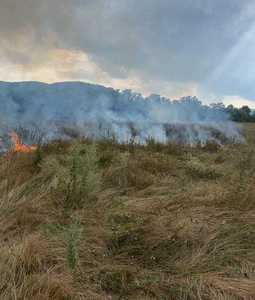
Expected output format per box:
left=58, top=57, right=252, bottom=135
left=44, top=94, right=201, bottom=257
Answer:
left=0, top=46, right=199, bottom=100
left=222, top=96, right=255, bottom=108
left=0, top=0, right=255, bottom=103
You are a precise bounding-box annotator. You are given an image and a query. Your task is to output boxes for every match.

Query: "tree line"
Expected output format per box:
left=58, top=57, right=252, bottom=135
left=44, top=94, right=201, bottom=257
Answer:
left=226, top=105, right=255, bottom=122
left=209, top=103, right=255, bottom=122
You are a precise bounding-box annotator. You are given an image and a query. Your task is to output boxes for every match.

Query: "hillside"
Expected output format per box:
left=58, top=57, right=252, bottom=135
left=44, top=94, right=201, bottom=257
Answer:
left=0, top=124, right=255, bottom=299
left=0, top=81, right=241, bottom=146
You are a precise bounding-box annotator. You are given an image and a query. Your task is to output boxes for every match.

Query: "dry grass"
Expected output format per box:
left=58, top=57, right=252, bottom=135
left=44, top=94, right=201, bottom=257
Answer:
left=0, top=124, right=255, bottom=299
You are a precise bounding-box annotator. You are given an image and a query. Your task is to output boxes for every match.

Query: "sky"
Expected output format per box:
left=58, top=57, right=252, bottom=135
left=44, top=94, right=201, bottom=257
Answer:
left=1, top=0, right=255, bottom=107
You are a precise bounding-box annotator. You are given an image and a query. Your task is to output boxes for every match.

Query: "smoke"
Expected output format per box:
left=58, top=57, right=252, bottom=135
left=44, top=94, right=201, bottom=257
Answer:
left=0, top=81, right=243, bottom=149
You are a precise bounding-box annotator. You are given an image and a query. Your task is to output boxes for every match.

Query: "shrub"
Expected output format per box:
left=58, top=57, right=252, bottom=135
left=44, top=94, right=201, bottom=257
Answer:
left=64, top=142, right=101, bottom=208
left=64, top=222, right=82, bottom=270
left=41, top=141, right=101, bottom=209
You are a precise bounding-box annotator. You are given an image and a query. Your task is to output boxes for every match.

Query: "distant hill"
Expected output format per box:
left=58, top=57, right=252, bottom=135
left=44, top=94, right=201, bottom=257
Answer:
left=0, top=81, right=242, bottom=144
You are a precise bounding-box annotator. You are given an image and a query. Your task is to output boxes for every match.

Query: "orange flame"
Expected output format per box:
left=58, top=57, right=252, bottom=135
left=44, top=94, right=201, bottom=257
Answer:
left=9, top=132, right=37, bottom=153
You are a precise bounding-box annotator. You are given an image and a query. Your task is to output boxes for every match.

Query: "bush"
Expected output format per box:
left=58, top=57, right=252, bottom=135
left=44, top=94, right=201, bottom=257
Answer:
left=64, top=222, right=82, bottom=270
left=41, top=141, right=101, bottom=208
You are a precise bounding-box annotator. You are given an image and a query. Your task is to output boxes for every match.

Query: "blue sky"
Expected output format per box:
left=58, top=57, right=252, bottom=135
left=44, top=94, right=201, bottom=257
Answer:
left=1, top=0, right=255, bottom=107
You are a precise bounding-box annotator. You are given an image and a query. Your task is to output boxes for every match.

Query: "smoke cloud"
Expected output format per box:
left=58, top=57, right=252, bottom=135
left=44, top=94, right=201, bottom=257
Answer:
left=0, top=82, right=243, bottom=149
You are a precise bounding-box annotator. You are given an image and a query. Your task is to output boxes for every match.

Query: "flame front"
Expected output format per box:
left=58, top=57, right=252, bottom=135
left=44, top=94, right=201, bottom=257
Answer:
left=9, top=132, right=37, bottom=153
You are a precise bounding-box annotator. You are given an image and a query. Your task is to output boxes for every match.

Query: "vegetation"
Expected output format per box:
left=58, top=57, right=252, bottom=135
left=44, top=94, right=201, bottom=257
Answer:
left=1, top=124, right=255, bottom=299
left=207, top=102, right=255, bottom=122
left=226, top=104, right=255, bottom=122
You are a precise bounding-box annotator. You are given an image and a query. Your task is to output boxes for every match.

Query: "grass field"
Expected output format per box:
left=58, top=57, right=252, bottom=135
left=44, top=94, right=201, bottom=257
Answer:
left=0, top=123, right=255, bottom=299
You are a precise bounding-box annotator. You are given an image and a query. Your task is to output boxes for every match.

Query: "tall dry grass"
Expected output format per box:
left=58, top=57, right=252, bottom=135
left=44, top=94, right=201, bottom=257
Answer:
left=0, top=126, right=254, bottom=299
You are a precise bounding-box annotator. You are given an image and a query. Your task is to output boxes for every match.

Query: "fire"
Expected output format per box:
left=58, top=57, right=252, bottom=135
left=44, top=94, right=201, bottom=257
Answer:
left=9, top=132, right=37, bottom=153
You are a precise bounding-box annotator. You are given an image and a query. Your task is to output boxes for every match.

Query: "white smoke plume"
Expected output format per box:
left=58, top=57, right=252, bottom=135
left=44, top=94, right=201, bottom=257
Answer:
left=0, top=81, right=243, bottom=149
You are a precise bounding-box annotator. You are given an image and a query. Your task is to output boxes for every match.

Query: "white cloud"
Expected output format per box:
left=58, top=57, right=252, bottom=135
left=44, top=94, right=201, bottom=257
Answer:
left=222, top=95, right=255, bottom=108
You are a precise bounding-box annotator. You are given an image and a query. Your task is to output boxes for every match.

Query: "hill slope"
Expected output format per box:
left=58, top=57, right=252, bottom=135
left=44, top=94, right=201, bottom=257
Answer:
left=0, top=81, right=241, bottom=145
left=0, top=124, right=255, bottom=299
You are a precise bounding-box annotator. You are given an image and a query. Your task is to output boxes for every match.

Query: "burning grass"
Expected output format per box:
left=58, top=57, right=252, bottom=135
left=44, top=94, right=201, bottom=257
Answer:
left=9, top=131, right=38, bottom=153
left=0, top=124, right=254, bottom=299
